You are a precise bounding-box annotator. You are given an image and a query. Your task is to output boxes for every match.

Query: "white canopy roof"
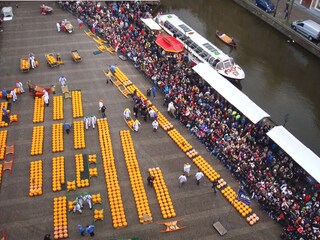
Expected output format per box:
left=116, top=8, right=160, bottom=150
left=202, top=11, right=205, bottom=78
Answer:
left=193, top=63, right=270, bottom=124
left=267, top=126, right=320, bottom=183
left=141, top=18, right=162, bottom=30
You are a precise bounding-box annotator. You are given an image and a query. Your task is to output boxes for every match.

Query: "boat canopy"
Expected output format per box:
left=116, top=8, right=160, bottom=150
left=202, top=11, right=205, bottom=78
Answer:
left=141, top=18, right=162, bottom=30
left=193, top=63, right=270, bottom=124
left=155, top=33, right=184, bottom=53
left=267, top=126, right=320, bottom=183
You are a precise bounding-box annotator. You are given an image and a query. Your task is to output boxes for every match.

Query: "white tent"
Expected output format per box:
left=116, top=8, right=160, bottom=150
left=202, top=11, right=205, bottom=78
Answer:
left=141, top=18, right=162, bottom=31
left=193, top=63, right=270, bottom=124
left=2, top=7, right=13, bottom=21
left=267, top=126, right=320, bottom=183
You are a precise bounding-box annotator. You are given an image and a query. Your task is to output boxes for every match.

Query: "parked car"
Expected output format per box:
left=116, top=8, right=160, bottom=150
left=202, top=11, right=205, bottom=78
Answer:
left=1, top=7, right=13, bottom=21
left=291, top=19, right=320, bottom=42
left=255, top=0, right=275, bottom=13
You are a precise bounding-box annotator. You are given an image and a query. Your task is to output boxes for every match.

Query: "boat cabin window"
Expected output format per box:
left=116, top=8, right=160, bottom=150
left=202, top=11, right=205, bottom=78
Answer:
left=223, top=60, right=232, bottom=69
left=215, top=61, right=224, bottom=70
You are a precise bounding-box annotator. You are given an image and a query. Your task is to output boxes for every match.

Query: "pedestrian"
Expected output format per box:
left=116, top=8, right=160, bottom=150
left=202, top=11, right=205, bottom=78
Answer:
left=59, top=76, right=67, bottom=86
left=212, top=180, right=218, bottom=194
left=147, top=175, right=155, bottom=187
left=178, top=173, right=187, bottom=188
left=16, top=81, right=25, bottom=93
left=101, top=105, right=106, bottom=118
left=84, top=116, right=90, bottom=130
left=284, top=9, right=289, bottom=19
left=76, top=195, right=84, bottom=209
left=183, top=163, right=191, bottom=177
left=98, top=100, right=103, bottom=111
left=90, top=115, right=97, bottom=129
left=2, top=88, right=8, bottom=100
left=77, top=18, right=83, bottom=29
left=51, top=84, right=56, bottom=94
left=77, top=224, right=85, bottom=236
left=29, top=53, right=36, bottom=69
left=195, top=171, right=204, bottom=186
left=109, top=64, right=116, bottom=75
left=133, top=119, right=141, bottom=132
left=85, top=225, right=95, bottom=237
left=10, top=88, right=17, bottom=102
left=56, top=21, right=61, bottom=32
left=73, top=201, right=82, bottom=214
left=285, top=0, right=290, bottom=11
left=133, top=104, right=139, bottom=118
left=123, top=108, right=131, bottom=120
left=105, top=70, right=111, bottom=84
left=44, top=233, right=52, bottom=240
left=2, top=107, right=9, bottom=117
left=148, top=108, right=155, bottom=119
left=151, top=86, right=156, bottom=99
left=152, top=119, right=159, bottom=132
left=43, top=90, right=49, bottom=107
left=83, top=193, right=93, bottom=209
left=146, top=88, right=151, bottom=97
left=63, top=122, right=71, bottom=134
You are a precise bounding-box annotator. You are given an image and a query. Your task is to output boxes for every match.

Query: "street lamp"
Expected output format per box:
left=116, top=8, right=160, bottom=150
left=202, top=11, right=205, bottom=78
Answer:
left=283, top=113, right=289, bottom=127
left=273, top=0, right=281, bottom=18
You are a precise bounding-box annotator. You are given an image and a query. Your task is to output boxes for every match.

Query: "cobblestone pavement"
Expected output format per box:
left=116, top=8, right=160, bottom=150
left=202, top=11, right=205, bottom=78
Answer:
left=0, top=2, right=282, bottom=240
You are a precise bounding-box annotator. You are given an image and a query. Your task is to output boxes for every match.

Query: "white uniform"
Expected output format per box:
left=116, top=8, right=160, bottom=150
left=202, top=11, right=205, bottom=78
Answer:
left=43, top=90, right=49, bottom=106
left=73, top=202, right=82, bottom=213
left=98, top=101, right=103, bottom=111
left=149, top=108, right=155, bottom=118
left=84, top=116, right=90, bottom=130
left=56, top=22, right=61, bottom=32
left=76, top=196, right=84, bottom=209
left=152, top=120, right=159, bottom=131
left=133, top=120, right=141, bottom=132
left=183, top=163, right=191, bottom=177
left=123, top=108, right=131, bottom=120
left=16, top=81, right=25, bottom=93
left=59, top=76, right=67, bottom=86
left=84, top=194, right=92, bottom=209
left=11, top=89, right=17, bottom=102
left=178, top=174, right=187, bottom=187
left=30, top=55, right=36, bottom=69
left=90, top=115, right=97, bottom=129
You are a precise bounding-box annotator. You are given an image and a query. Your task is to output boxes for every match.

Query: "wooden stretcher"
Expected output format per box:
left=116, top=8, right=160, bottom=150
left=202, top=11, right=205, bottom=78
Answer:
left=3, top=144, right=14, bottom=174
left=71, top=50, right=81, bottom=62
left=45, top=53, right=58, bottom=67
left=20, top=57, right=30, bottom=72
left=158, top=219, right=187, bottom=233
left=61, top=85, right=71, bottom=99
left=103, top=70, right=131, bottom=98
left=124, top=116, right=134, bottom=131
left=84, top=30, right=95, bottom=37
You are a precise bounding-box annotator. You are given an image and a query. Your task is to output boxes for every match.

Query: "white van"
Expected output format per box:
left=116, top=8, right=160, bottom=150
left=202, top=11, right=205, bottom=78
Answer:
left=291, top=19, right=320, bottom=42
left=1, top=7, right=13, bottom=21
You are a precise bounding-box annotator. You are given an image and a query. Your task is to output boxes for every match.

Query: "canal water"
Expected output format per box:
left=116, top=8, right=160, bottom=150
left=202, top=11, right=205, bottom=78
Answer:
left=159, top=0, right=320, bottom=155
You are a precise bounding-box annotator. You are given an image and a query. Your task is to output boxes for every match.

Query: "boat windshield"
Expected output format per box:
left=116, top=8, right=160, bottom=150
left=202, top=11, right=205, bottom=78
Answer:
left=223, top=59, right=233, bottom=69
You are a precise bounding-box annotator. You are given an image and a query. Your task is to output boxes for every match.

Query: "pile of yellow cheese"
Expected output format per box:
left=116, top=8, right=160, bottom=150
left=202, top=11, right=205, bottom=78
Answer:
left=33, top=97, right=44, bottom=123
left=192, top=156, right=220, bottom=182
left=29, top=160, right=43, bottom=197
left=53, top=196, right=68, bottom=239
left=120, top=130, right=152, bottom=224
left=71, top=91, right=84, bottom=118
left=97, top=119, right=127, bottom=229
left=52, top=156, right=65, bottom=192
left=75, top=154, right=89, bottom=188
left=31, top=126, right=44, bottom=156
left=0, top=130, right=8, bottom=160
left=52, top=123, right=64, bottom=152
left=149, top=167, right=176, bottom=219
left=168, top=129, right=192, bottom=152
left=53, top=96, right=64, bottom=120
left=73, top=121, right=85, bottom=149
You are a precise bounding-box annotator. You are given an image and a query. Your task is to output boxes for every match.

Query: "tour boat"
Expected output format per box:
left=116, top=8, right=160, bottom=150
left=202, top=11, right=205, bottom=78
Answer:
left=155, top=14, right=245, bottom=81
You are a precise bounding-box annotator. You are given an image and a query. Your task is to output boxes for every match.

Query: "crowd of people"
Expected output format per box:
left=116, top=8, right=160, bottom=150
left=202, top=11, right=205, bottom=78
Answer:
left=58, top=1, right=319, bottom=239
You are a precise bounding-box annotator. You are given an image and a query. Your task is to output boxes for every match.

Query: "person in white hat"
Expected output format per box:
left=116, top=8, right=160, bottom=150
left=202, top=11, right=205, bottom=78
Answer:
left=133, top=119, right=141, bottom=132
left=123, top=108, right=131, bottom=120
